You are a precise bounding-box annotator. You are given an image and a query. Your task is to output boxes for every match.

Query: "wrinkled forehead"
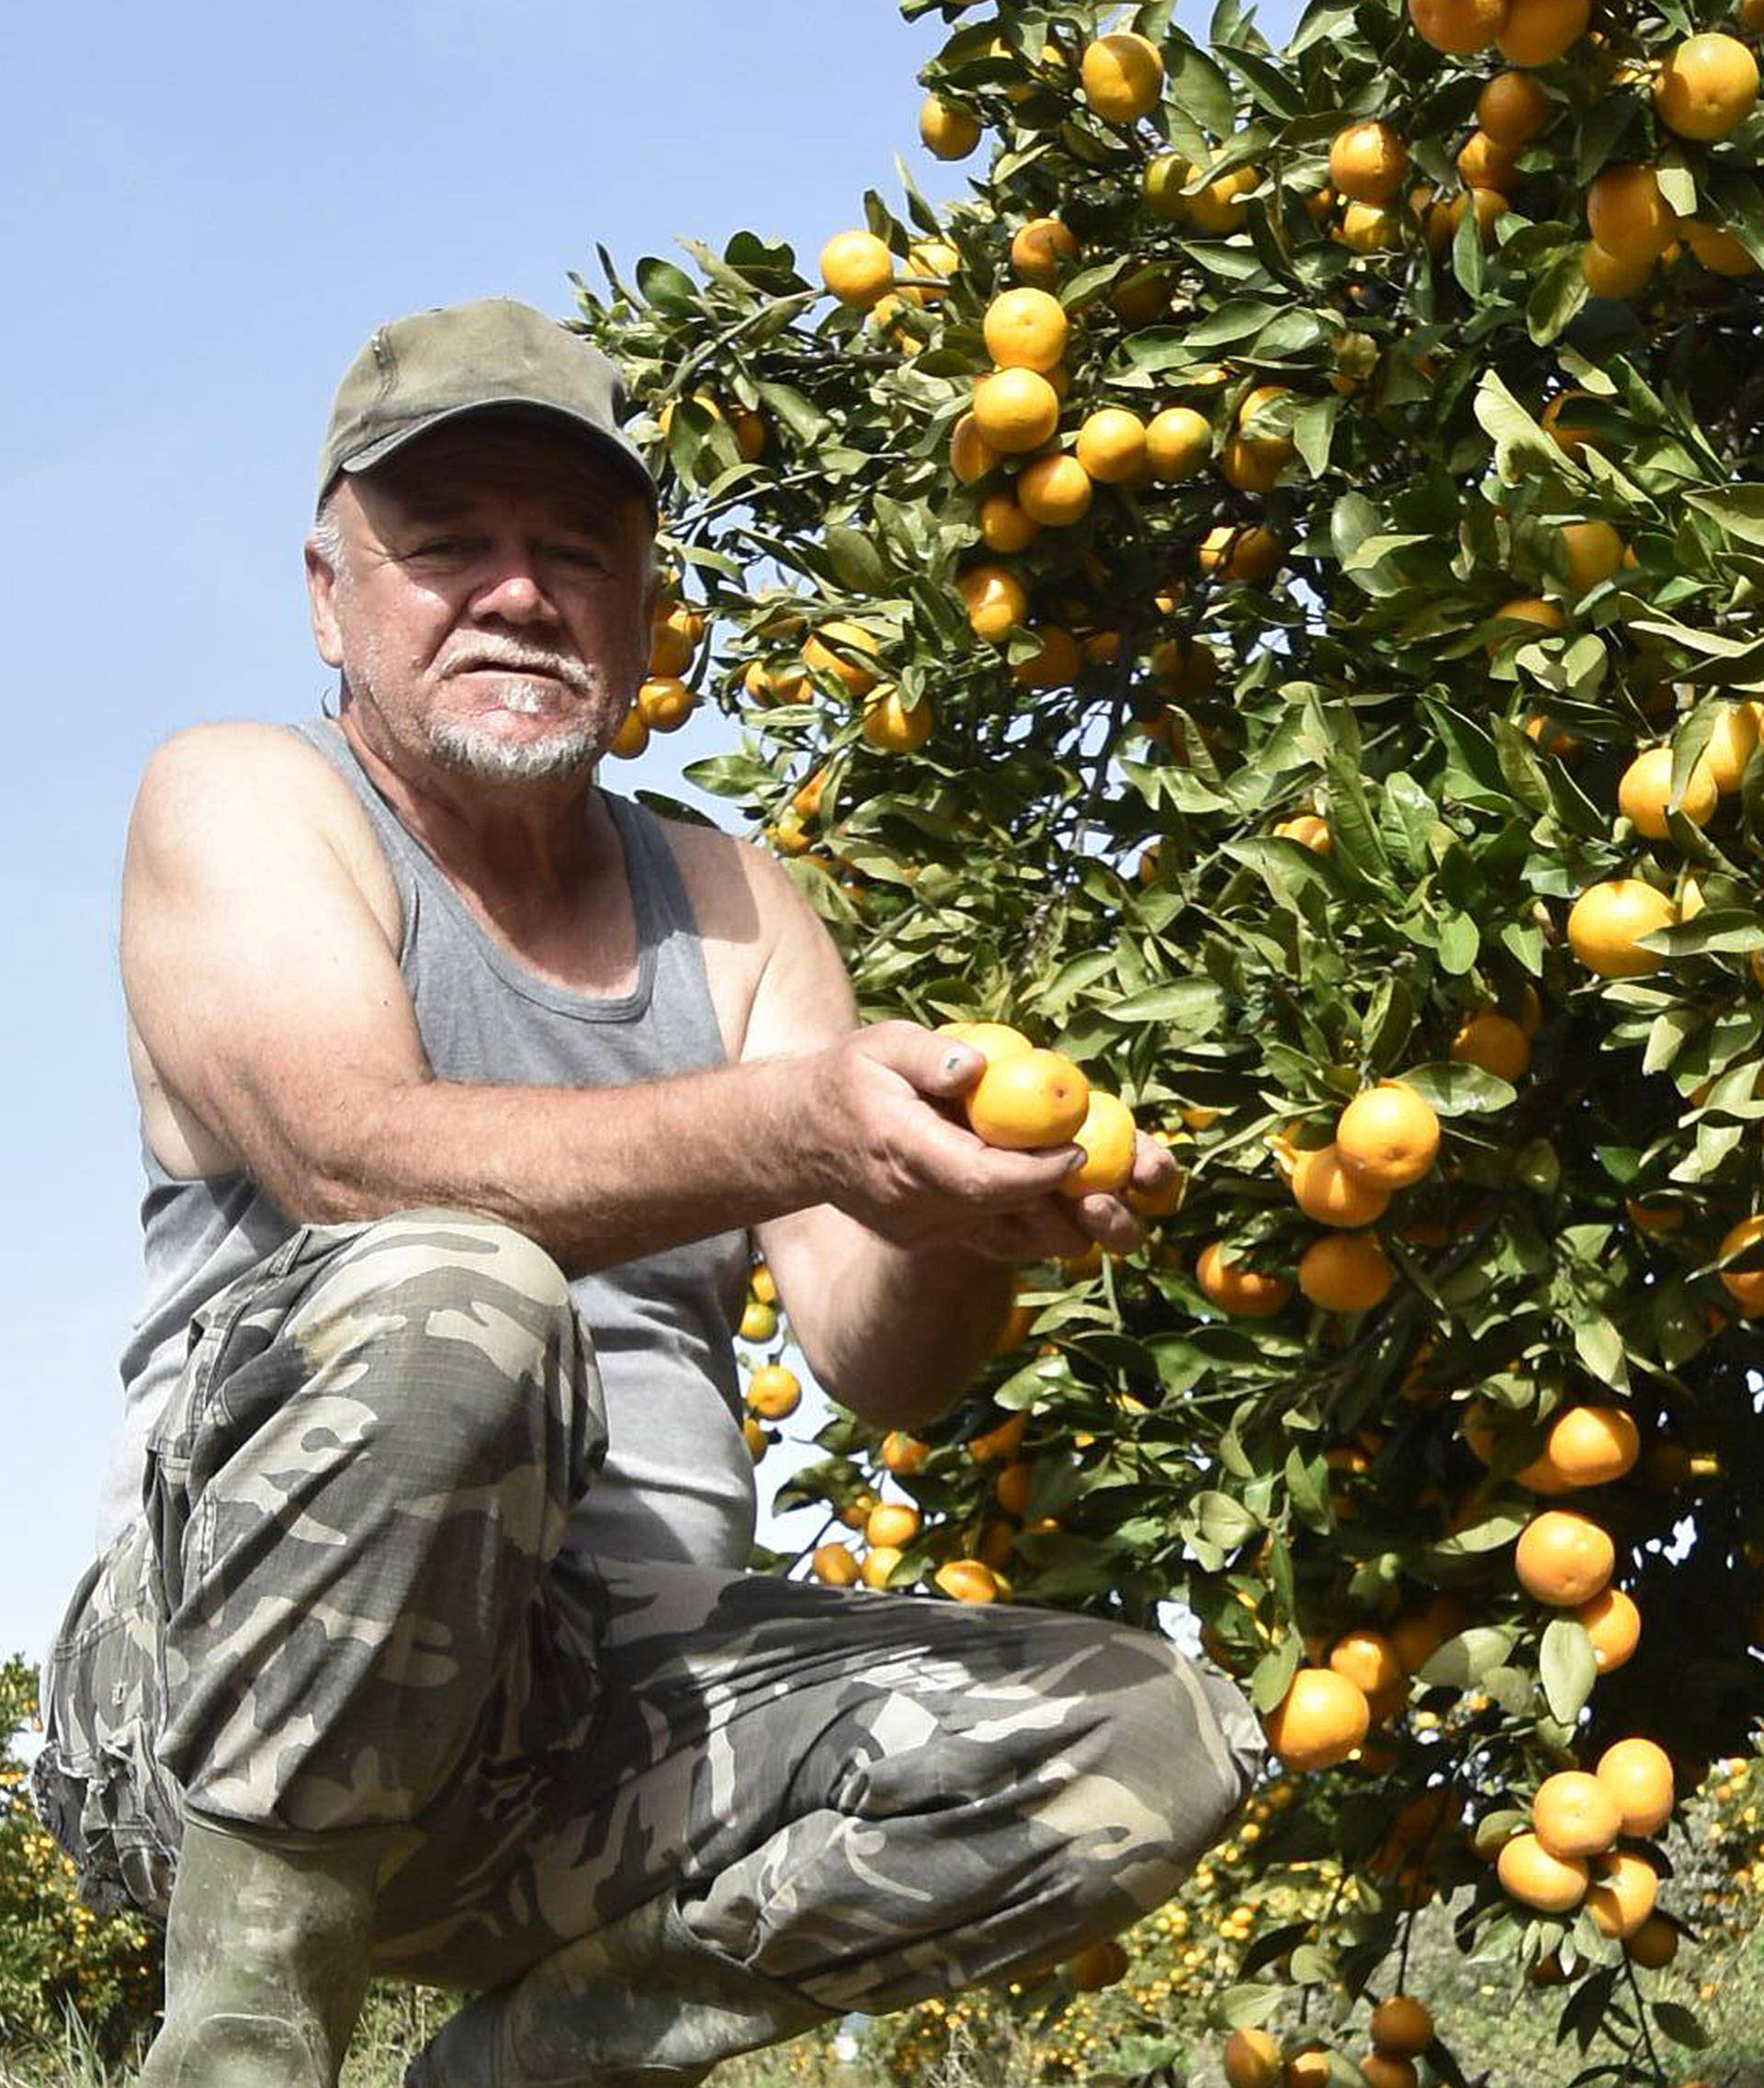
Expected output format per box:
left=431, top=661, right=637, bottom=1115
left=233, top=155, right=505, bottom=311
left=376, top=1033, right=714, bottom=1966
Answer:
left=350, top=409, right=650, bottom=541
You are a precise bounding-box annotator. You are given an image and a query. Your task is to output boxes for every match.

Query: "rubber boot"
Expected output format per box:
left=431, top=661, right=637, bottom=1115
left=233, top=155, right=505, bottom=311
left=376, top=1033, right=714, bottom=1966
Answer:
left=136, top=1808, right=407, bottom=2087
left=404, top=1886, right=838, bottom=2088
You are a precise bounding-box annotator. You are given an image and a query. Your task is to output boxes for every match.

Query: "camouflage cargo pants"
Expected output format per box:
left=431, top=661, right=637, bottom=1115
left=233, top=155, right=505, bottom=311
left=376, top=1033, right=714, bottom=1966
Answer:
left=35, top=1206, right=1265, bottom=2072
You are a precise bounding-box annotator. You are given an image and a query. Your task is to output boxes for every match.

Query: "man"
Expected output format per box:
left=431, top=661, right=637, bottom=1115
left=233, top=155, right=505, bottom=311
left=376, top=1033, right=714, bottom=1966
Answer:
left=33, top=297, right=1263, bottom=2087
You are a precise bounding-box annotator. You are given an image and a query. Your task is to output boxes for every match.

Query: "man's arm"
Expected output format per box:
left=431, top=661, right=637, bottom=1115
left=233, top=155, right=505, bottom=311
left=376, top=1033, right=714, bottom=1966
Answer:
left=743, top=853, right=1163, bottom=1431
left=121, top=725, right=1086, bottom=1288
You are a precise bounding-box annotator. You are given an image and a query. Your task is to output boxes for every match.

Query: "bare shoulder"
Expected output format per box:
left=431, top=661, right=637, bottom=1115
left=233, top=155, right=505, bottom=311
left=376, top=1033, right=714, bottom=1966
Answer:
left=132, top=718, right=401, bottom=942
left=638, top=803, right=840, bottom=1057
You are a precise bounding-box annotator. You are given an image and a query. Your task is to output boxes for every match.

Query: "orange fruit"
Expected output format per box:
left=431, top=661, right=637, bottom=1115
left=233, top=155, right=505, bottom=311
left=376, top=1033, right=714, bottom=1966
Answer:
left=742, top=1415, right=769, bottom=1461
left=972, top=367, right=1061, bottom=453
left=1263, top=1667, right=1372, bottom=1771
left=1076, top=407, right=1148, bottom=484
left=1587, top=165, right=1675, bottom=262
left=1654, top=33, right=1759, bottom=141
left=937, top=1020, right=1032, bottom=1063
left=1198, top=524, right=1283, bottom=584
left=1596, top=1737, right=1675, bottom=1834
left=1060, top=1090, right=1138, bottom=1198
left=969, top=1411, right=1029, bottom=1463
left=949, top=412, right=1001, bottom=484
left=838, top=1491, right=876, bottom=1530
left=1582, top=241, right=1654, bottom=299
left=965, top=1048, right=1091, bottom=1150
left=1577, top=1587, right=1642, bottom=1673
left=860, top=687, right=933, bottom=753
left=1017, top=452, right=1094, bottom=526
left=1335, top=1081, right=1441, bottom=1191
left=1284, top=2049, right=1335, bottom=2088
left=1187, top=161, right=1259, bottom=234
left=1011, top=216, right=1079, bottom=285
left=933, top=1558, right=1002, bottom=1603
left=1515, top=1508, right=1615, bottom=1604
left=1498, top=1831, right=1590, bottom=1912
left=749, top=1261, right=776, bottom=1305
left=1588, top=1850, right=1659, bottom=1938
left=1618, top=745, right=1720, bottom=837
left=1290, top=1143, right=1392, bottom=1226
left=1541, top=389, right=1604, bottom=456
left=1518, top=1405, right=1640, bottom=1491
left=978, top=491, right=1041, bottom=555
left=1450, top=1011, right=1531, bottom=1082
left=1069, top=1936, right=1130, bottom=1990
left=1532, top=1770, right=1623, bottom=1858
left=956, top=562, right=1031, bottom=640
left=1558, top=518, right=1626, bottom=593
left=820, top=230, right=896, bottom=308
left=609, top=705, right=650, bottom=760
left=1011, top=626, right=1083, bottom=690
left=1702, top=704, right=1759, bottom=791
left=995, top=1460, right=1035, bottom=1518
left=859, top=1543, right=903, bottom=1589
left=1298, top=1231, right=1395, bottom=1313
left=1143, top=151, right=1194, bottom=219
left=1682, top=219, right=1758, bottom=276
left=811, top=1542, right=861, bottom=1586
left=982, top=288, right=1069, bottom=372
left=1478, top=70, right=1553, bottom=144
left=1337, top=199, right=1406, bottom=253
left=1146, top=406, right=1214, bottom=480
left=865, top=1501, right=921, bottom=1550
left=1223, top=2026, right=1283, bottom=2088
left=1486, top=595, right=1566, bottom=656
left=1080, top=31, right=1164, bottom=122
left=1328, top=1629, right=1404, bottom=1699
left=746, top=1363, right=802, bottom=1419
left=1272, top=813, right=1331, bottom=851
left=1625, top=1913, right=1679, bottom=1969
left=1390, top=1594, right=1472, bottom=1674
left=1717, top=1213, right=1764, bottom=1315
left=1360, top=2057, right=1419, bottom=2088
left=1566, top=880, right=1676, bottom=976
left=1330, top=120, right=1410, bottom=203
left=1496, top=0, right=1590, bottom=64
left=801, top=620, right=881, bottom=697
left=1408, top=0, right=1506, bottom=52
left=880, top=1430, right=930, bottom=1475
left=1457, top=130, right=1519, bottom=191
left=1369, top=1996, right=1434, bottom=2057
left=919, top=94, right=982, bottom=160
left=637, top=675, right=695, bottom=731
left=1196, top=1241, right=1295, bottom=1317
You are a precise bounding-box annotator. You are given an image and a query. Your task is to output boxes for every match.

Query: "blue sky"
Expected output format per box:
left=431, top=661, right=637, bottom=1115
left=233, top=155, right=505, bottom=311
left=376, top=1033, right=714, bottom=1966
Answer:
left=3, top=0, right=1302, bottom=1702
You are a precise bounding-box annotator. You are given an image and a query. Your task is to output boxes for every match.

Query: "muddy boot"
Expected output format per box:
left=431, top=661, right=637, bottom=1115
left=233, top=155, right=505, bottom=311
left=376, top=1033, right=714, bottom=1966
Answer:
left=137, top=1808, right=406, bottom=2087
left=404, top=1887, right=837, bottom=2088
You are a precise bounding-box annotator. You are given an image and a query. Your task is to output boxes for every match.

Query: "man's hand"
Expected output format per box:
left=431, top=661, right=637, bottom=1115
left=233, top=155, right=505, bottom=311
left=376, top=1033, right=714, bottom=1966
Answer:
left=807, top=1022, right=1181, bottom=1263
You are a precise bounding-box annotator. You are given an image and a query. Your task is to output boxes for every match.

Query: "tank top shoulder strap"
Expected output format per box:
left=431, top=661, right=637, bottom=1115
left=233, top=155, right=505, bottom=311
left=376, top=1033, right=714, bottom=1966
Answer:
left=285, top=713, right=424, bottom=964
left=596, top=788, right=729, bottom=1067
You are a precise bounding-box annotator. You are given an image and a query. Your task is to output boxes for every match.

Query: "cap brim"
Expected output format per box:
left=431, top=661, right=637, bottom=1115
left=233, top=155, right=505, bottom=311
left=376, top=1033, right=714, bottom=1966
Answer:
left=337, top=399, right=658, bottom=514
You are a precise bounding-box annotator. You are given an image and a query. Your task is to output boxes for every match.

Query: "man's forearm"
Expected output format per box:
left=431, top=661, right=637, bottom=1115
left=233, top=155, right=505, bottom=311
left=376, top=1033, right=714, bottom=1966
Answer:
left=808, top=1217, right=1020, bottom=1432
left=304, top=1058, right=827, bottom=1281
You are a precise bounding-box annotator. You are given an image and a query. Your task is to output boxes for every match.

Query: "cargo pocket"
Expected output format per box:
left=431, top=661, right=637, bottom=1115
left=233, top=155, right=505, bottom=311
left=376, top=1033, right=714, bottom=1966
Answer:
left=37, top=1524, right=181, bottom=1922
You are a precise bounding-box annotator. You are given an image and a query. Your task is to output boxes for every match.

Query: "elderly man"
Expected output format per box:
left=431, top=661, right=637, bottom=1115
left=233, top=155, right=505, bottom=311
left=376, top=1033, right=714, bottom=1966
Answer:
left=33, top=297, right=1263, bottom=2087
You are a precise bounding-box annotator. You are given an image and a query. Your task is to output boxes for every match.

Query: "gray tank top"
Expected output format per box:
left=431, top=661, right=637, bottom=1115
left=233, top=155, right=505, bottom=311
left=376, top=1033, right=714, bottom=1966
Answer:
left=96, top=709, right=757, bottom=1573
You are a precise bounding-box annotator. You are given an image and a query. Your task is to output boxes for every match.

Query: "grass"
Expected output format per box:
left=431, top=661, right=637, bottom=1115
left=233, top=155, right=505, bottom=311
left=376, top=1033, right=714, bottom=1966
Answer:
left=2, top=1913, right=1758, bottom=2086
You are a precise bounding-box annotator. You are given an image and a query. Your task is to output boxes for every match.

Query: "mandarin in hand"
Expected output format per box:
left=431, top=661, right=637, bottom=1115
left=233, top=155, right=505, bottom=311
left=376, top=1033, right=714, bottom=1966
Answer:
left=965, top=1048, right=1090, bottom=1149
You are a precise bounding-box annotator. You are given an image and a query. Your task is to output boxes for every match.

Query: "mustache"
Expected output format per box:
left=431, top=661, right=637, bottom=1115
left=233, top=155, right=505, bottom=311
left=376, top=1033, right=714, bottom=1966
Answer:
left=444, top=644, right=594, bottom=692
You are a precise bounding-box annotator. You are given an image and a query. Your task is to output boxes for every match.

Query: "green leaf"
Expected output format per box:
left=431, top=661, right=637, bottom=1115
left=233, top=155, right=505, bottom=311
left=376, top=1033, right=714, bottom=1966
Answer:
left=1540, top=1618, right=1599, bottom=1724
left=1418, top=1626, right=1519, bottom=1688
left=1653, top=2001, right=1712, bottom=2050
left=1685, top=485, right=1764, bottom=549
left=1393, top=1061, right=1518, bottom=1116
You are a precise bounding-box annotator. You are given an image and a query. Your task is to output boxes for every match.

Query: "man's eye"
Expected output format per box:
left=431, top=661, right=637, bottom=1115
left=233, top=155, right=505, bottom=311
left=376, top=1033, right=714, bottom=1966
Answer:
left=550, top=544, right=605, bottom=568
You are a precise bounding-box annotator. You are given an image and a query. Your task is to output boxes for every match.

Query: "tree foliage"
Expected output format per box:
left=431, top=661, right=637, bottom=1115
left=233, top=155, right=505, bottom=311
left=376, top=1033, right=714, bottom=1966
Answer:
left=577, top=0, right=1764, bottom=2075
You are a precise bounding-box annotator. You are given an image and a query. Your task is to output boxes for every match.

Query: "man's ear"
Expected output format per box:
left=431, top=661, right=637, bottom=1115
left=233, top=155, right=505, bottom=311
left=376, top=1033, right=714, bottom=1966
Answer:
left=305, top=535, right=345, bottom=670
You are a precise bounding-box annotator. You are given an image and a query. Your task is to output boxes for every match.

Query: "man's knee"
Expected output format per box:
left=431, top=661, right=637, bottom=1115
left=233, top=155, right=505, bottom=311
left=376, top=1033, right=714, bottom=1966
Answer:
left=285, top=1204, right=586, bottom=1460
left=1034, top=1631, right=1264, bottom=1921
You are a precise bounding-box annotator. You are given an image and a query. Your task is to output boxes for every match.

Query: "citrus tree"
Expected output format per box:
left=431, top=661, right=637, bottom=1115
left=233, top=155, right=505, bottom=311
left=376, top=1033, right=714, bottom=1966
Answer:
left=574, top=0, right=1764, bottom=2079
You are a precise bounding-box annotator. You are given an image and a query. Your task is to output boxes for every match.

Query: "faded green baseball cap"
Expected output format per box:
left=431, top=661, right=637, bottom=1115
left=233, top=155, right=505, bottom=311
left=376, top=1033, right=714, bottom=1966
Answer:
left=316, top=296, right=658, bottom=517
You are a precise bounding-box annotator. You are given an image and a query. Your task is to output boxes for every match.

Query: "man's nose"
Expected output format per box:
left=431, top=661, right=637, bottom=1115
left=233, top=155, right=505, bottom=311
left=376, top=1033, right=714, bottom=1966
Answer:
left=471, top=559, right=558, bottom=624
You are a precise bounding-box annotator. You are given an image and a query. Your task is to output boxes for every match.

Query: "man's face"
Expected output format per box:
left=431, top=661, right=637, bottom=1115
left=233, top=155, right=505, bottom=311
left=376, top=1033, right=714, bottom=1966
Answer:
left=306, top=410, right=656, bottom=785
